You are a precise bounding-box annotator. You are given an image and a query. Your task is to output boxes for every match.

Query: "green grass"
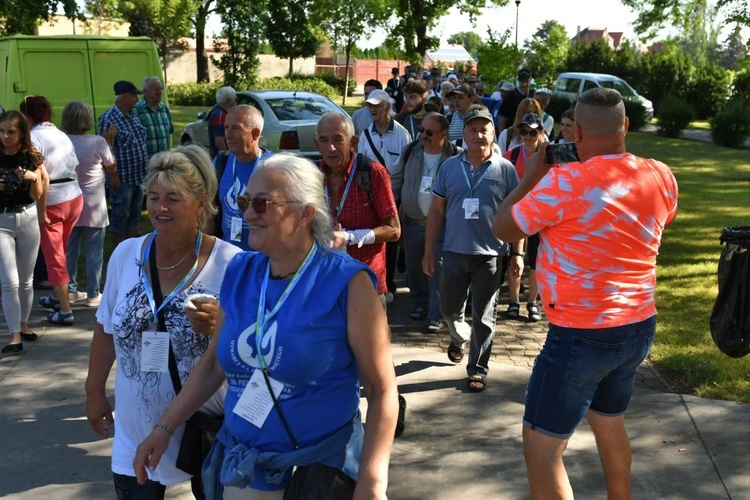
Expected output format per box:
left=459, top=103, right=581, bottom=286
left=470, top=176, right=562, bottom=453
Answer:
left=625, top=132, right=750, bottom=401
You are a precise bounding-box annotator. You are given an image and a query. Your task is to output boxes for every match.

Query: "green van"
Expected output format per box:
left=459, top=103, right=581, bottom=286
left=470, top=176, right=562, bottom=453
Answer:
left=0, top=35, right=165, bottom=126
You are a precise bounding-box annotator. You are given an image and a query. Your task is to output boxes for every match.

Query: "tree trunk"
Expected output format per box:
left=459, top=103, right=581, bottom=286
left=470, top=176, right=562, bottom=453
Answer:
left=289, top=57, right=294, bottom=78
left=343, top=43, right=352, bottom=106
left=196, top=23, right=209, bottom=83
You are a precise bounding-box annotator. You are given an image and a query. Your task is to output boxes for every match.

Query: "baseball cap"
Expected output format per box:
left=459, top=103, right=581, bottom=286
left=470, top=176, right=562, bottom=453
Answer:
left=518, top=68, right=532, bottom=80
left=518, top=113, right=543, bottom=129
left=423, top=74, right=433, bottom=81
left=463, top=108, right=493, bottom=129
left=365, top=89, right=391, bottom=105
left=499, top=81, right=515, bottom=92
left=447, top=85, right=475, bottom=98
left=114, top=80, right=143, bottom=96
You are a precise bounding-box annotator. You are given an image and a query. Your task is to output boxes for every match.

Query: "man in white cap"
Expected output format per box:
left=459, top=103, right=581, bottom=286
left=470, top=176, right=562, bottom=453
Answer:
left=423, top=104, right=524, bottom=392
left=491, top=80, right=516, bottom=102
left=358, top=88, right=411, bottom=305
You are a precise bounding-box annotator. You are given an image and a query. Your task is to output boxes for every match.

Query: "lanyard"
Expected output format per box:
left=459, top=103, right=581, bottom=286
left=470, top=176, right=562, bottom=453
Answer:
left=460, top=156, right=493, bottom=197
left=255, top=243, right=318, bottom=370
left=142, top=231, right=203, bottom=327
left=325, top=156, right=359, bottom=223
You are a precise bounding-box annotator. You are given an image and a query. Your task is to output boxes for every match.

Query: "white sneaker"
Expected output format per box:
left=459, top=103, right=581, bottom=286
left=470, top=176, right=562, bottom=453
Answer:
left=85, top=295, right=101, bottom=307
left=385, top=292, right=395, bottom=305
left=68, top=291, right=87, bottom=304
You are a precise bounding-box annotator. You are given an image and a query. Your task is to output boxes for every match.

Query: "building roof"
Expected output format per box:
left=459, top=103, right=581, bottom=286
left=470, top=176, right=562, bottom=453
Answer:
left=572, top=27, right=625, bottom=51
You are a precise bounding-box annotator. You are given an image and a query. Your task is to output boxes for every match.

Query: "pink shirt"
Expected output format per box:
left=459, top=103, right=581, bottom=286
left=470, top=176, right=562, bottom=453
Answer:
left=512, top=153, right=678, bottom=328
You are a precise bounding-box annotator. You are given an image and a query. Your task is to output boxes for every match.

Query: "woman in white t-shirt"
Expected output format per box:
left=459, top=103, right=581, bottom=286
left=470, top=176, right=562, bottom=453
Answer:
left=62, top=101, right=116, bottom=308
left=85, top=145, right=241, bottom=499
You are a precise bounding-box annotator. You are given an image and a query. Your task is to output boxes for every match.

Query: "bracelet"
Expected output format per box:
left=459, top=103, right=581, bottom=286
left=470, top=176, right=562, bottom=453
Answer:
left=153, top=422, right=175, bottom=436
left=511, top=252, right=526, bottom=257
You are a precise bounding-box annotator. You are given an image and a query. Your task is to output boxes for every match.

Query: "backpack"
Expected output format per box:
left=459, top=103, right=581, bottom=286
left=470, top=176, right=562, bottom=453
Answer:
left=509, top=145, right=522, bottom=166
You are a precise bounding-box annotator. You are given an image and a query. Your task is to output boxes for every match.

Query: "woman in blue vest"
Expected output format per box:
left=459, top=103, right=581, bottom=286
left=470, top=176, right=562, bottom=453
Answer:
left=133, top=154, right=398, bottom=499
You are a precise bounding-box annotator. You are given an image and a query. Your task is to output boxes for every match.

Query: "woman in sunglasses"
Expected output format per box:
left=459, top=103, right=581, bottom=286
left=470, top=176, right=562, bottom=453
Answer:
left=0, top=110, right=46, bottom=355
left=497, top=97, right=543, bottom=155
left=504, top=113, right=545, bottom=322
left=86, top=145, right=241, bottom=499
left=133, top=154, right=398, bottom=499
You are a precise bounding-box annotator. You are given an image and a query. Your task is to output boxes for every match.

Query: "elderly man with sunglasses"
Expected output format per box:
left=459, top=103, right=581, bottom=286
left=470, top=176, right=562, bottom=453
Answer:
left=204, top=105, right=273, bottom=251
left=391, top=112, right=460, bottom=333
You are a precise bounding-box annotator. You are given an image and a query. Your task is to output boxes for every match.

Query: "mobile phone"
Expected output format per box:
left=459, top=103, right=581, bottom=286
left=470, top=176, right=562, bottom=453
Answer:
left=545, top=143, right=579, bottom=164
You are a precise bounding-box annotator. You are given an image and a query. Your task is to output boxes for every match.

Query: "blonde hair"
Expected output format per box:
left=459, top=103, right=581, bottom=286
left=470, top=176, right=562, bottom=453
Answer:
left=143, top=144, right=218, bottom=228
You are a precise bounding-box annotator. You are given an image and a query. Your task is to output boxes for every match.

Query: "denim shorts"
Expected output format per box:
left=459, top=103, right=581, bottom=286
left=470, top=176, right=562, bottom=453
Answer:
left=523, top=315, right=657, bottom=439
left=108, top=183, right=144, bottom=234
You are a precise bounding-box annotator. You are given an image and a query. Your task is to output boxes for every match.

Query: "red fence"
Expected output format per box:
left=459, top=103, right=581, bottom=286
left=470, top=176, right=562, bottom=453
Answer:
left=316, top=58, right=410, bottom=87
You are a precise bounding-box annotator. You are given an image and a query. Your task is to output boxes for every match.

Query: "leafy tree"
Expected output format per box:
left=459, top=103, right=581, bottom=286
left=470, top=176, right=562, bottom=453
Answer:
left=121, top=0, right=193, bottom=82
left=621, top=0, right=749, bottom=40
left=523, top=20, right=568, bottom=88
left=84, top=0, right=122, bottom=35
left=389, top=0, right=509, bottom=62
left=610, top=40, right=651, bottom=93
left=565, top=39, right=615, bottom=74
left=266, top=0, right=320, bottom=78
left=315, top=0, right=387, bottom=104
left=212, top=0, right=266, bottom=88
left=447, top=31, right=484, bottom=58
left=720, top=26, right=748, bottom=70
left=476, top=28, right=519, bottom=86
left=0, top=0, right=80, bottom=35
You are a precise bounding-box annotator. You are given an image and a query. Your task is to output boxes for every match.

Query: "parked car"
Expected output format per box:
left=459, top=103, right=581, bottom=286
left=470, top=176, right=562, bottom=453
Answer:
left=553, top=72, right=654, bottom=121
left=181, top=90, right=349, bottom=159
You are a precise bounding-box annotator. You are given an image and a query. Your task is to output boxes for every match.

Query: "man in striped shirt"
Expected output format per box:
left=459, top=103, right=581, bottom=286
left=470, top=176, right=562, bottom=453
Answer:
left=134, top=77, right=173, bottom=158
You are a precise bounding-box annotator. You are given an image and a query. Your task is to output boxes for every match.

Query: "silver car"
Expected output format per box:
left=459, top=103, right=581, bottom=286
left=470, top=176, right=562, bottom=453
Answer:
left=181, top=90, right=349, bottom=159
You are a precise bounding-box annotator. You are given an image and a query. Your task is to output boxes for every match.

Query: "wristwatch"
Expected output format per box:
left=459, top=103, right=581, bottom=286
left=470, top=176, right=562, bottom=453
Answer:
left=511, top=251, right=526, bottom=257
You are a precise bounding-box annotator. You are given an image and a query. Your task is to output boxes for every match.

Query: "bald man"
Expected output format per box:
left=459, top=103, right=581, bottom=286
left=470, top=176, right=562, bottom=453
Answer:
left=205, top=105, right=273, bottom=250
left=493, top=88, right=679, bottom=499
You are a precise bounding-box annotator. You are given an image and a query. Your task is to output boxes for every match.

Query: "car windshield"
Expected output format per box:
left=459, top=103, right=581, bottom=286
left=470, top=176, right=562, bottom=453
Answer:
left=599, top=79, right=638, bottom=97
left=265, top=97, right=341, bottom=121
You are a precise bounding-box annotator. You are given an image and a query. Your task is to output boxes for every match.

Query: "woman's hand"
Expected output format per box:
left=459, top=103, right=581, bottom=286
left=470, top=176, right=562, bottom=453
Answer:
left=109, top=172, right=122, bottom=191
left=86, top=392, right=114, bottom=439
left=104, top=124, right=117, bottom=144
left=20, top=168, right=39, bottom=184
left=185, top=296, right=220, bottom=335
left=133, top=428, right=172, bottom=484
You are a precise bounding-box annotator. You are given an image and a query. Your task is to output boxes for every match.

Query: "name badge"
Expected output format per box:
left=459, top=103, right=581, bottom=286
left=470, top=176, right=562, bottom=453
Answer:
left=140, top=331, right=170, bottom=372
left=419, top=175, right=433, bottom=194
left=230, top=216, right=243, bottom=242
left=463, top=198, right=480, bottom=220
left=232, top=369, right=284, bottom=427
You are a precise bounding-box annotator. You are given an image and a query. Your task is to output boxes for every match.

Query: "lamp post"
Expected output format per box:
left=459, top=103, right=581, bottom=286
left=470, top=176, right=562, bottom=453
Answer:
left=514, top=0, right=521, bottom=49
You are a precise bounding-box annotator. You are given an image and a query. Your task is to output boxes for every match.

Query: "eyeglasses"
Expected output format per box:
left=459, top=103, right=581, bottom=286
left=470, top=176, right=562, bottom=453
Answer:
left=237, top=195, right=298, bottom=214
left=519, top=128, right=539, bottom=137
left=417, top=126, right=440, bottom=137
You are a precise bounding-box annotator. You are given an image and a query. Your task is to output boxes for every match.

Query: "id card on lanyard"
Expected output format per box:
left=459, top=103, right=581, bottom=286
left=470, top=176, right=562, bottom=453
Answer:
left=460, top=157, right=493, bottom=220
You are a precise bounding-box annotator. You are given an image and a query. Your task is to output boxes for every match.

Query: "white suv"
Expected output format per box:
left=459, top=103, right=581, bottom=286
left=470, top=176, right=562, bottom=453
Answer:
left=553, top=72, right=654, bottom=121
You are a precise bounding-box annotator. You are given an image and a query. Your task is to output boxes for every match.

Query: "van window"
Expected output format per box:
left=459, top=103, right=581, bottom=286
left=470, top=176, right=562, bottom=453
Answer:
left=563, top=78, right=581, bottom=93
left=583, top=79, right=598, bottom=92
left=599, top=79, right=637, bottom=98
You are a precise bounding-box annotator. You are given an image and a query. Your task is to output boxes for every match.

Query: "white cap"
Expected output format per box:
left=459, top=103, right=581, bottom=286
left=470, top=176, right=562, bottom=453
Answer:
left=365, top=89, right=391, bottom=105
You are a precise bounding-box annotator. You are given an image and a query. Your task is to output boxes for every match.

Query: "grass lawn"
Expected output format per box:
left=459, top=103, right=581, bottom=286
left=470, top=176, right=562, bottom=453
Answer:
left=625, top=132, right=750, bottom=402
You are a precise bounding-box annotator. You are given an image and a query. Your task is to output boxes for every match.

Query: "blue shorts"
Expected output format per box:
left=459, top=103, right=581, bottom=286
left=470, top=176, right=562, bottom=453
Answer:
left=108, top=183, right=144, bottom=234
left=523, top=315, right=656, bottom=439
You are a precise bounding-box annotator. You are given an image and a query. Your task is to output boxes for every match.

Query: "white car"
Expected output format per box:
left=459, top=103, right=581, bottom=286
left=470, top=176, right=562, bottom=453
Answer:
left=181, top=90, right=349, bottom=159
left=553, top=72, right=654, bottom=121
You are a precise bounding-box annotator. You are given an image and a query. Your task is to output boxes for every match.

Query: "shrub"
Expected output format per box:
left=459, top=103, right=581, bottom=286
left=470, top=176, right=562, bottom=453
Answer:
left=547, top=94, right=575, bottom=122
left=623, top=100, right=648, bottom=131
left=709, top=99, right=750, bottom=148
left=657, top=95, right=695, bottom=138
left=167, top=82, right=222, bottom=106
left=316, top=72, right=356, bottom=97
left=732, top=70, right=750, bottom=104
left=684, top=64, right=732, bottom=120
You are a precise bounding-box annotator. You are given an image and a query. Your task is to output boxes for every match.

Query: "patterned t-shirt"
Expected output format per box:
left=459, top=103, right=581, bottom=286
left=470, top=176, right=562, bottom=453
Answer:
left=511, top=153, right=678, bottom=328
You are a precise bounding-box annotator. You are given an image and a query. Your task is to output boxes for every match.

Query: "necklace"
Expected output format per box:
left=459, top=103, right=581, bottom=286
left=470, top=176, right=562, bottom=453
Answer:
left=156, top=251, right=194, bottom=270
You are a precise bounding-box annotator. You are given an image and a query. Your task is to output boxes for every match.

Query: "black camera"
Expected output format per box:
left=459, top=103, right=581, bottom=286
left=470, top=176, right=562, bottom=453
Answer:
left=0, top=171, right=24, bottom=195
left=544, top=143, right=579, bottom=164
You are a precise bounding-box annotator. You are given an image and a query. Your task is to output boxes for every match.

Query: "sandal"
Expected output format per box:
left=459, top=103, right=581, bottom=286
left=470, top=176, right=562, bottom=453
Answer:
left=39, top=295, right=60, bottom=309
left=20, top=332, right=38, bottom=342
left=48, top=311, right=74, bottom=326
left=468, top=375, right=487, bottom=393
left=410, top=305, right=427, bottom=320
left=527, top=302, right=541, bottom=322
left=447, top=341, right=465, bottom=363
left=507, top=301, right=520, bottom=319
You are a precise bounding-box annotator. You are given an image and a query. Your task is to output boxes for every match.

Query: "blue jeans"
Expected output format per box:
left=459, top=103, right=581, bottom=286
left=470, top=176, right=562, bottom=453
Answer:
left=109, top=183, right=144, bottom=234
left=66, top=226, right=106, bottom=298
left=523, top=316, right=657, bottom=439
left=113, top=472, right=166, bottom=499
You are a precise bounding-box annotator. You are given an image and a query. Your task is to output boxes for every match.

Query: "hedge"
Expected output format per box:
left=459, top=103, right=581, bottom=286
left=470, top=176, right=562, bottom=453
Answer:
left=167, top=77, right=340, bottom=106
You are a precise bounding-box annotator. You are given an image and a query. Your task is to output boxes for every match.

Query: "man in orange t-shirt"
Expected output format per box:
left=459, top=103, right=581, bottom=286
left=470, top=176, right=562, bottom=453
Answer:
left=493, top=88, right=678, bottom=499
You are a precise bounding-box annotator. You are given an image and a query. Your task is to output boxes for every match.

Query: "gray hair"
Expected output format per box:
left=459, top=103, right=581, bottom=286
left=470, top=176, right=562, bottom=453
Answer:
left=316, top=112, right=355, bottom=139
left=254, top=154, right=333, bottom=248
left=216, top=86, right=237, bottom=107
left=440, top=81, right=455, bottom=93
left=61, top=101, right=94, bottom=134
left=142, top=76, right=162, bottom=90
left=230, top=104, right=264, bottom=132
left=143, top=144, right=218, bottom=228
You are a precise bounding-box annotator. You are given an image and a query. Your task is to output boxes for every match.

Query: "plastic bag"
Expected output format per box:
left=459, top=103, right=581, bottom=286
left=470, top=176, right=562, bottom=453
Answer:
left=710, top=226, right=750, bottom=358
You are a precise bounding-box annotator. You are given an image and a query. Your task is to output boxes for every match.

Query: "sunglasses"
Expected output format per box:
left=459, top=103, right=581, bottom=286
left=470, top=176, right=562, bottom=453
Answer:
left=417, top=126, right=439, bottom=137
left=237, top=195, right=298, bottom=214
left=520, top=128, right=539, bottom=137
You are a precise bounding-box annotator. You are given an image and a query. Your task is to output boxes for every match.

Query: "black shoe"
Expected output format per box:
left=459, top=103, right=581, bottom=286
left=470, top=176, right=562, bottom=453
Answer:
left=1, top=343, right=22, bottom=355
left=20, top=332, right=38, bottom=342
